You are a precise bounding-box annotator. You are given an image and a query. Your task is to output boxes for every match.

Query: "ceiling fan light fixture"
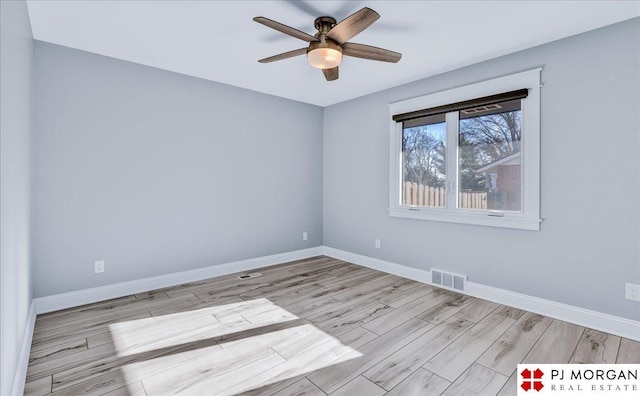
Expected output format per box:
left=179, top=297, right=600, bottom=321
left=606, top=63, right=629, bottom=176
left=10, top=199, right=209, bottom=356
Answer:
left=307, top=40, right=342, bottom=69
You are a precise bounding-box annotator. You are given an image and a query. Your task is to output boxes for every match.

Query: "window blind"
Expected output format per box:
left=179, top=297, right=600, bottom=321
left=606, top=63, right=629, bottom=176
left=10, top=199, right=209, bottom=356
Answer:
left=392, top=88, right=528, bottom=123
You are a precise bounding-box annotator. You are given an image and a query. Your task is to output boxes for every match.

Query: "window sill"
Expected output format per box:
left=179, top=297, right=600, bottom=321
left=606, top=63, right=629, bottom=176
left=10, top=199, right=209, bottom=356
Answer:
left=388, top=207, right=541, bottom=231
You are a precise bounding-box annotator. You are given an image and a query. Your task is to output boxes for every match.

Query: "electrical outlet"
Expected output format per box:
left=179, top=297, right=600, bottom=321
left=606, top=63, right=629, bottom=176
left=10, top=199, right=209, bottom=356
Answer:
left=94, top=260, right=105, bottom=274
left=625, top=283, right=640, bottom=301
left=375, top=239, right=381, bottom=249
left=302, top=232, right=308, bottom=241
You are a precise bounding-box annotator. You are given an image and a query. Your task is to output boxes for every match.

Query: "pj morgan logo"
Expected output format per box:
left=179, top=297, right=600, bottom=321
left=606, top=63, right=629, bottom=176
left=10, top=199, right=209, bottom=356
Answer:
left=517, top=364, right=639, bottom=395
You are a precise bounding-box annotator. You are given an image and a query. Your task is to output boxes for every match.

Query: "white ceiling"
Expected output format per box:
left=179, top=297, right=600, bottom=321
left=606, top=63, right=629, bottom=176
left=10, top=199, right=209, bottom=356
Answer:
left=26, top=1, right=639, bottom=107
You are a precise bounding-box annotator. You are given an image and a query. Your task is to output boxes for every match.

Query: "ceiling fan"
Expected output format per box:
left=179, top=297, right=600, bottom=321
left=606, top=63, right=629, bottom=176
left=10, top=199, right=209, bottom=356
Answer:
left=253, top=7, right=402, bottom=81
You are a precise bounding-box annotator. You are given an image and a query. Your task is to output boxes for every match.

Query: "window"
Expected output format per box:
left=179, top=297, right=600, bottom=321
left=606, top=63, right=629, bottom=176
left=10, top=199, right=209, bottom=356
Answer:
left=389, top=69, right=541, bottom=230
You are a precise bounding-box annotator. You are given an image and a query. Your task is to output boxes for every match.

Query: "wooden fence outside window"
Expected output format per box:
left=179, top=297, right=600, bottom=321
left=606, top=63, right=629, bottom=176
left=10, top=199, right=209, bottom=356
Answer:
left=403, top=182, right=487, bottom=209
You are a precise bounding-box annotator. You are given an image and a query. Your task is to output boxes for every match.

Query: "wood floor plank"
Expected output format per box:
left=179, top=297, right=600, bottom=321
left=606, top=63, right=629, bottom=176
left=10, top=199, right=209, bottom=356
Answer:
left=155, top=275, right=238, bottom=297
left=363, top=290, right=452, bottom=335
left=27, top=342, right=115, bottom=382
left=30, top=333, right=97, bottom=356
left=280, top=295, right=344, bottom=319
left=523, top=320, right=584, bottom=363
left=269, top=268, right=338, bottom=288
left=441, top=363, right=508, bottom=396
left=316, top=302, right=393, bottom=336
left=263, top=324, right=382, bottom=395
left=142, top=345, right=285, bottom=395
left=238, top=376, right=308, bottom=396
left=385, top=368, right=450, bottom=396
left=423, top=313, right=516, bottom=382
left=415, top=293, right=476, bottom=324
left=91, top=311, right=220, bottom=355
left=570, top=328, right=620, bottom=363
left=494, top=305, right=527, bottom=320
left=29, top=338, right=88, bottom=366
left=35, top=295, right=137, bottom=322
left=201, top=322, right=373, bottom=395
left=313, top=267, right=365, bottom=287
left=214, top=334, right=358, bottom=396
left=192, top=280, right=274, bottom=301
left=329, top=274, right=397, bottom=302
left=35, top=292, right=169, bottom=332
left=291, top=259, right=362, bottom=286
left=24, top=375, right=52, bottom=396
left=335, top=326, right=379, bottom=349
left=240, top=321, right=333, bottom=359
left=148, top=294, right=242, bottom=318
left=50, top=314, right=257, bottom=391
left=331, top=375, right=386, bottom=396
left=380, top=283, right=439, bottom=308
left=240, top=302, right=300, bottom=326
left=284, top=257, right=346, bottom=274
left=214, top=318, right=306, bottom=350
left=315, top=267, right=377, bottom=289
left=271, top=378, right=325, bottom=396
left=475, top=311, right=553, bottom=376
left=163, top=273, right=265, bottom=298
left=617, top=338, right=640, bottom=363
left=51, top=334, right=223, bottom=392
left=363, top=316, right=474, bottom=390
left=101, top=381, right=148, bottom=396
left=365, top=277, right=422, bottom=303
left=305, top=293, right=386, bottom=326
left=134, top=289, right=169, bottom=300
left=213, top=298, right=288, bottom=323
left=279, top=281, right=348, bottom=304
left=306, top=317, right=434, bottom=394
left=33, top=309, right=153, bottom=344
left=497, top=370, right=517, bottom=396
left=257, top=282, right=329, bottom=304
left=48, top=368, right=137, bottom=396
left=284, top=257, right=343, bottom=274
left=454, top=299, right=500, bottom=322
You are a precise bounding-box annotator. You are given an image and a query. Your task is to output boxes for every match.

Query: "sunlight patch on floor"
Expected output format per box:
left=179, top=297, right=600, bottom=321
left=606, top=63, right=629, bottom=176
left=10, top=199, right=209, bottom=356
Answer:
left=107, top=298, right=362, bottom=394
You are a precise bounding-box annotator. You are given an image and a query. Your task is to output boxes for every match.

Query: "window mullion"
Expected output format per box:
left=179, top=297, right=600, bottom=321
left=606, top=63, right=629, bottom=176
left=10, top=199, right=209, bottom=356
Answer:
left=445, top=111, right=459, bottom=210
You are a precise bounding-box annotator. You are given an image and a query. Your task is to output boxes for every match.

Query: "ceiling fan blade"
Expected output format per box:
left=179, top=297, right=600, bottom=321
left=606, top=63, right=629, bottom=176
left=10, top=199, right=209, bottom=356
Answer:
left=253, top=17, right=319, bottom=42
left=258, top=48, right=308, bottom=63
left=322, top=67, right=339, bottom=81
left=342, top=42, right=402, bottom=63
left=326, top=7, right=379, bottom=44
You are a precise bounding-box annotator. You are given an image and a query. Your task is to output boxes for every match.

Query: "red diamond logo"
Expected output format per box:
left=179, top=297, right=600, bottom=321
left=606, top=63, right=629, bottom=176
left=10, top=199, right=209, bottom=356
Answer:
left=520, top=367, right=544, bottom=392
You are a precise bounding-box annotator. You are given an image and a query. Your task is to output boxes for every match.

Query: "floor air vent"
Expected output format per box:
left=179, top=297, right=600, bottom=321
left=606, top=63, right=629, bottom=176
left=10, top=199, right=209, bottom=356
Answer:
left=431, top=268, right=466, bottom=292
left=238, top=272, right=262, bottom=280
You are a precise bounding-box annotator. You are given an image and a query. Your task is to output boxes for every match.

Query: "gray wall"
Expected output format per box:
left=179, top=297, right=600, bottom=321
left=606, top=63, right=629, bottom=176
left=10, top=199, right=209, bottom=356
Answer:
left=0, top=1, right=34, bottom=394
left=323, top=18, right=640, bottom=321
left=33, top=43, right=323, bottom=297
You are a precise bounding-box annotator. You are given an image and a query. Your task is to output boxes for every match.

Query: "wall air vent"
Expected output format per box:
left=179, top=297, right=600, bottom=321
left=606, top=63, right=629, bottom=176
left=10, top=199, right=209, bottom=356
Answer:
left=431, top=268, right=466, bottom=292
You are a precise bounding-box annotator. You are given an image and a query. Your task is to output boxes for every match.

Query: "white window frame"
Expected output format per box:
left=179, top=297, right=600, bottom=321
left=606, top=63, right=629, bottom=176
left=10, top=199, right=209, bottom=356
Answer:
left=388, top=69, right=542, bottom=231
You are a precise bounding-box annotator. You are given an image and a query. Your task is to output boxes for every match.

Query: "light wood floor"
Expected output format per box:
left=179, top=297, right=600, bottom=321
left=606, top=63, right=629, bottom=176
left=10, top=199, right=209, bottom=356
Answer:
left=25, top=256, right=640, bottom=396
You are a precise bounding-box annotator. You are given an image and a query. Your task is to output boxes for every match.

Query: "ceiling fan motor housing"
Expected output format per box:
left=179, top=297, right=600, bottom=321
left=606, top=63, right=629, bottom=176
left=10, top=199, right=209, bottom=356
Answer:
left=307, top=17, right=342, bottom=70
left=314, top=16, right=336, bottom=33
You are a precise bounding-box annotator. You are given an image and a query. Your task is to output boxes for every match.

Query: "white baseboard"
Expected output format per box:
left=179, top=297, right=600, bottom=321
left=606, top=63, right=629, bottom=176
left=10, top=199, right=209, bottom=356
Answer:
left=464, top=281, right=640, bottom=342
left=11, top=301, right=36, bottom=396
left=322, top=247, right=430, bottom=283
left=34, top=247, right=323, bottom=314
left=322, top=247, right=640, bottom=342
left=31, top=245, right=639, bottom=341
